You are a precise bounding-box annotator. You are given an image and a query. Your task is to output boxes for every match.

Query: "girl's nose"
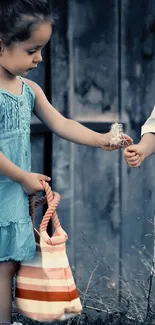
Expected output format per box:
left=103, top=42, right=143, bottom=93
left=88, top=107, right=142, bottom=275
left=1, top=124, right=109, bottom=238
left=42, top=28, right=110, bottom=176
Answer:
left=34, top=53, right=42, bottom=64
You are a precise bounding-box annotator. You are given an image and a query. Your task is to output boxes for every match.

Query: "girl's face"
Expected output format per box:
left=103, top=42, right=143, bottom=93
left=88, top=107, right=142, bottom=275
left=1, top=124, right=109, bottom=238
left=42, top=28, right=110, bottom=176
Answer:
left=0, top=21, right=52, bottom=76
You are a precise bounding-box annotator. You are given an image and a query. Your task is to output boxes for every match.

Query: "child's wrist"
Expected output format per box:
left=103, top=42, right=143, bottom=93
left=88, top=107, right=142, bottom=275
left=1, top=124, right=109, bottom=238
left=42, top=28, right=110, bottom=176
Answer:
left=15, top=170, right=28, bottom=185
left=97, top=132, right=110, bottom=148
left=138, top=143, right=147, bottom=161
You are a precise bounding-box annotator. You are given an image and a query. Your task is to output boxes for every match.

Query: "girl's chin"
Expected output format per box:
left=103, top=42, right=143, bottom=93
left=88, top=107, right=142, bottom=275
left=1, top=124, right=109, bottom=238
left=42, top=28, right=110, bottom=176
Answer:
left=20, top=67, right=35, bottom=75
left=22, top=70, right=31, bottom=75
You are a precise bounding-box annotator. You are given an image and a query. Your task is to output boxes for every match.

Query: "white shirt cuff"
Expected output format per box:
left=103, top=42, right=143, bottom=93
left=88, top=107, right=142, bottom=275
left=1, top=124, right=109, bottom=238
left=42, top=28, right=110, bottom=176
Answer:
left=141, top=125, right=155, bottom=136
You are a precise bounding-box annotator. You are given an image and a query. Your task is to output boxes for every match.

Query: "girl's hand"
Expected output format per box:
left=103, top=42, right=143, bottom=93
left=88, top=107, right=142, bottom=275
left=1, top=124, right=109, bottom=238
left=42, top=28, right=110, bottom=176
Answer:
left=100, top=132, right=133, bottom=151
left=124, top=144, right=145, bottom=167
left=19, top=172, right=51, bottom=195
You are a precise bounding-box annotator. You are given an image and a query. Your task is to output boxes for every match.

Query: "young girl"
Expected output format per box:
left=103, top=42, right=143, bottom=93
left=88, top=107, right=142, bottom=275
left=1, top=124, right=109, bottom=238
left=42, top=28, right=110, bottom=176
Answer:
left=124, top=106, right=155, bottom=167
left=0, top=0, right=132, bottom=324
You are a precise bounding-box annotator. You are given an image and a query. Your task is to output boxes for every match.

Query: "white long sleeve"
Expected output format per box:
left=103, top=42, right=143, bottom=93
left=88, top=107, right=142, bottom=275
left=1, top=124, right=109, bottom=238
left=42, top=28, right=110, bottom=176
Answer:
left=141, top=105, right=155, bottom=136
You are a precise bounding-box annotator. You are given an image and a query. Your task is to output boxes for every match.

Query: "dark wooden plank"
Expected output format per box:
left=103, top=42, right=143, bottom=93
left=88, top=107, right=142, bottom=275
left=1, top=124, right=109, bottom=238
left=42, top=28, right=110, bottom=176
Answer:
left=28, top=48, right=46, bottom=91
left=121, top=0, right=155, bottom=318
left=74, top=145, right=120, bottom=311
left=29, top=45, right=47, bottom=230
left=68, top=0, right=121, bottom=310
left=30, top=45, right=47, bottom=125
left=50, top=1, right=75, bottom=262
left=31, top=135, right=45, bottom=230
left=68, top=0, right=120, bottom=119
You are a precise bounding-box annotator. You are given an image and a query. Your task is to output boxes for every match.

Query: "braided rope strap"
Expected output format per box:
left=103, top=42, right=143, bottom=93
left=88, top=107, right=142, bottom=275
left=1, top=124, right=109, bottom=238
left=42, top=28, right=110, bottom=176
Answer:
left=29, top=195, right=47, bottom=224
left=29, top=181, right=68, bottom=246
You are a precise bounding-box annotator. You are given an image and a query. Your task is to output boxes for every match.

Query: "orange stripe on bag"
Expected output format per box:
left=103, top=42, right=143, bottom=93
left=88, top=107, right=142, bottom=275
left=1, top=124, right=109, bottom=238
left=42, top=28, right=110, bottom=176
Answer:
left=16, top=288, right=79, bottom=301
left=15, top=181, right=82, bottom=322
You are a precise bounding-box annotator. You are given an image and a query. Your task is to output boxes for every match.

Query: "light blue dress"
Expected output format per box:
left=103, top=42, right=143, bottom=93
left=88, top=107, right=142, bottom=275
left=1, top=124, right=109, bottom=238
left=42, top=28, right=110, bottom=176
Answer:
left=0, top=77, right=36, bottom=262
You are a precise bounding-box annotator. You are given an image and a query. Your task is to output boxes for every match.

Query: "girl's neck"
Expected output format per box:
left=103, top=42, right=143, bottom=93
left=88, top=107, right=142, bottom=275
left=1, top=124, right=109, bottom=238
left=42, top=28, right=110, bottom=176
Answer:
left=0, top=65, right=22, bottom=96
left=0, top=65, right=17, bottom=83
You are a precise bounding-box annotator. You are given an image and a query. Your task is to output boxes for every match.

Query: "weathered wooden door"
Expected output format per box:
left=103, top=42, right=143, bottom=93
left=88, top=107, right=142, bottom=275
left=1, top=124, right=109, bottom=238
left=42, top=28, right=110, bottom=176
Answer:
left=30, top=0, right=155, bottom=318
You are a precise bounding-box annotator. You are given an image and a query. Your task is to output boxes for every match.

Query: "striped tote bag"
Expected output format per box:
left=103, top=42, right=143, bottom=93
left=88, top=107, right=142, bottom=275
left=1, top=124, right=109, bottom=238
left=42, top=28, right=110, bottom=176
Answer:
left=15, top=181, right=82, bottom=322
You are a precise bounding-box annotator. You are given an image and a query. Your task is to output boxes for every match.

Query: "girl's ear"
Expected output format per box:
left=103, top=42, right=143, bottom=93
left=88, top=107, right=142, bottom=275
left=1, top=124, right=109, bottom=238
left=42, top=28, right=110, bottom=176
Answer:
left=0, top=39, right=4, bottom=55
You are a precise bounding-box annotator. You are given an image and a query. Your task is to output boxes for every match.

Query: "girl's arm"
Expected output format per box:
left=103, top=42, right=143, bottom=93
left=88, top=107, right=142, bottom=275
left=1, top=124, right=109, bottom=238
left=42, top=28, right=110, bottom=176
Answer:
left=0, top=151, right=26, bottom=182
left=26, top=79, right=132, bottom=149
left=0, top=152, right=51, bottom=194
left=138, top=133, right=155, bottom=159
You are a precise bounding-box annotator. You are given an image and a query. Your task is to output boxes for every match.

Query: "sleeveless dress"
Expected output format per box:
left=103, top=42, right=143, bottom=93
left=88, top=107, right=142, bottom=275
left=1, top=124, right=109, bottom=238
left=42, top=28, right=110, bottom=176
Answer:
left=0, top=77, right=36, bottom=262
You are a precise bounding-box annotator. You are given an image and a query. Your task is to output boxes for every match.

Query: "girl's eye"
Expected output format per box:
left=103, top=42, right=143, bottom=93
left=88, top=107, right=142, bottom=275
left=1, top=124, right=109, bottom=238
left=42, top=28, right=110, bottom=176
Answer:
left=27, top=50, right=37, bottom=55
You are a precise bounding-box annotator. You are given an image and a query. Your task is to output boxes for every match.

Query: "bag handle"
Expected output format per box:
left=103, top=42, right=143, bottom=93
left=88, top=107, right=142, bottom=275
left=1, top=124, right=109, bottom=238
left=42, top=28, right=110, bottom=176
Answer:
left=29, top=181, right=68, bottom=246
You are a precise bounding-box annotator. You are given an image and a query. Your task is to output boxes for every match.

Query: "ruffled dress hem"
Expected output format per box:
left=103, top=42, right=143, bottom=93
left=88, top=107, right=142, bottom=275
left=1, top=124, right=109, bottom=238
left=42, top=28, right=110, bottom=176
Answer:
left=0, top=219, right=36, bottom=262
left=0, top=254, right=35, bottom=262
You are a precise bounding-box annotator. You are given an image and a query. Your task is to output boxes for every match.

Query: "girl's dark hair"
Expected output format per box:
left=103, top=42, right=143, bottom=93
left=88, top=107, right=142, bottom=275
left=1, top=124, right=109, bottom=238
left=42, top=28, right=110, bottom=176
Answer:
left=0, top=0, right=54, bottom=46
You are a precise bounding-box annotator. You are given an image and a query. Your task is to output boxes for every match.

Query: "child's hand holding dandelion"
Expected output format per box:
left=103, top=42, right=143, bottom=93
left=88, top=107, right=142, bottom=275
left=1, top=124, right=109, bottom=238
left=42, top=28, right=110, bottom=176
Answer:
left=100, top=123, right=133, bottom=151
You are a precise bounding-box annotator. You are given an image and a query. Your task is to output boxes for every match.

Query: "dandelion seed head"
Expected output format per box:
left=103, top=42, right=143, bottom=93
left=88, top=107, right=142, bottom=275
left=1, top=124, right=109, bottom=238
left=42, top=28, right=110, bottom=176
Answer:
left=110, top=122, right=123, bottom=146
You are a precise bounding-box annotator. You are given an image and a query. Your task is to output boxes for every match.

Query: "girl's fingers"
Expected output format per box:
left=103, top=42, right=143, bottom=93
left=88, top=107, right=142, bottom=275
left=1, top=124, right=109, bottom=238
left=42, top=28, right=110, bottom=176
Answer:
left=124, top=144, right=140, bottom=155
left=127, top=158, right=141, bottom=168
left=127, top=154, right=140, bottom=162
left=40, top=175, right=51, bottom=181
left=124, top=151, right=138, bottom=158
left=127, top=159, right=140, bottom=165
left=45, top=176, right=51, bottom=182
left=129, top=162, right=141, bottom=168
left=122, top=133, right=133, bottom=144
